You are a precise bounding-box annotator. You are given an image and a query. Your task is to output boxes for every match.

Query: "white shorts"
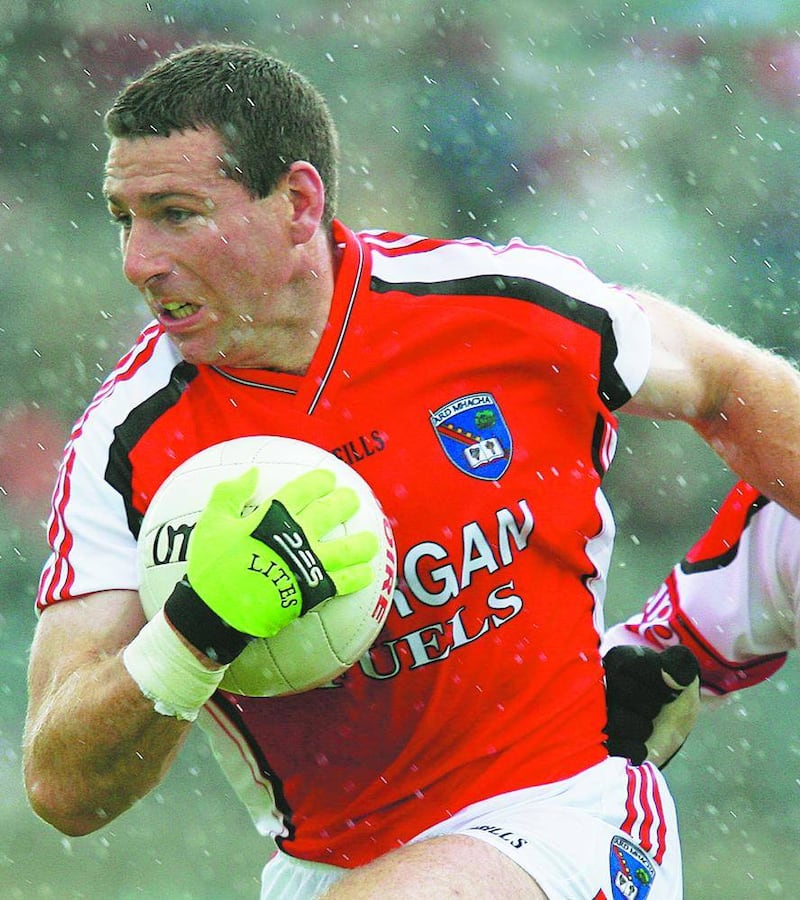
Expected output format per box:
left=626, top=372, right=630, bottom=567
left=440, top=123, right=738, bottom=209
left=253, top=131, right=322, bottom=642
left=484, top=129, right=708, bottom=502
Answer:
left=260, top=757, right=682, bottom=900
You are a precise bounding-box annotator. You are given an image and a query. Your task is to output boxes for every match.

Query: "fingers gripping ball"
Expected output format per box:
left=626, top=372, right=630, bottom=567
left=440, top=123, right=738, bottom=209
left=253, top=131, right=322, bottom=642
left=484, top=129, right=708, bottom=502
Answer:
left=186, top=467, right=378, bottom=638
left=646, top=646, right=701, bottom=768
left=137, top=436, right=397, bottom=697
left=603, top=644, right=700, bottom=767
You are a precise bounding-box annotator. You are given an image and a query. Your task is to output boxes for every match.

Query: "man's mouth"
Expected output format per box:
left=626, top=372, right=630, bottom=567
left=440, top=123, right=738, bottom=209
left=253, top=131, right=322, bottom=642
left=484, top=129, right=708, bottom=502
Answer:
left=161, top=300, right=198, bottom=320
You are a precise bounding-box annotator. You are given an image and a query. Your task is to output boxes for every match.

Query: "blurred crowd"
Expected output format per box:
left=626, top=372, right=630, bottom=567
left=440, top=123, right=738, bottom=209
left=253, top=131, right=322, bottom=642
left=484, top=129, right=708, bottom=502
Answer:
left=1, top=1, right=799, bottom=896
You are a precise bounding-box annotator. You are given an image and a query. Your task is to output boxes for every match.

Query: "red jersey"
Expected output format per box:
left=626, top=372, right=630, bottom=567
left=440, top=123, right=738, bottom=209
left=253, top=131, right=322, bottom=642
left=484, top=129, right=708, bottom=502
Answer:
left=604, top=480, right=796, bottom=696
left=38, top=222, right=650, bottom=866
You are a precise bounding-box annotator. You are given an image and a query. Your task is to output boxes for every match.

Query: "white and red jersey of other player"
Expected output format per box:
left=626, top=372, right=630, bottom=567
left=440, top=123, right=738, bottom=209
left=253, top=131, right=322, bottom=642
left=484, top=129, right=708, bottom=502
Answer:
left=603, top=481, right=800, bottom=697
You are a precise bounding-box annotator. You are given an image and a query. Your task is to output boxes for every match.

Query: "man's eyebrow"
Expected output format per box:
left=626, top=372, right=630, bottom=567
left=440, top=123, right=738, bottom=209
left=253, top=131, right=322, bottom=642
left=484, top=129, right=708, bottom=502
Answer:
left=103, top=191, right=202, bottom=206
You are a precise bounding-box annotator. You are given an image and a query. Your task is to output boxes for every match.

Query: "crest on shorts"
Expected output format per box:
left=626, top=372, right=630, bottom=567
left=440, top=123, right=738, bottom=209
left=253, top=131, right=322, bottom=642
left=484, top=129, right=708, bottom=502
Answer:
left=609, top=836, right=655, bottom=900
left=430, top=392, right=512, bottom=480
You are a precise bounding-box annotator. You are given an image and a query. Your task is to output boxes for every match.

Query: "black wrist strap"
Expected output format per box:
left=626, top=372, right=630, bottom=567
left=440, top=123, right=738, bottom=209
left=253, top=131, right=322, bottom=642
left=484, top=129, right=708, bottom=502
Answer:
left=250, top=498, right=336, bottom=614
left=164, top=578, right=253, bottom=665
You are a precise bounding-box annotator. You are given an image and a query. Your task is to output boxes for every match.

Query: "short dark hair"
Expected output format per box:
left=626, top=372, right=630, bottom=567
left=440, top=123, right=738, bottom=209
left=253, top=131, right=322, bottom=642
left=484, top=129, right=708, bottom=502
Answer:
left=104, top=43, right=340, bottom=226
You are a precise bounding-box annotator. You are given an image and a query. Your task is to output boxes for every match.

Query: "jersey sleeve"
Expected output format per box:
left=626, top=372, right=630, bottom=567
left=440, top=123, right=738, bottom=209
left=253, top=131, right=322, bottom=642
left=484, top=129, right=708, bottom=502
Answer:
left=365, top=232, right=652, bottom=410
left=602, top=481, right=798, bottom=695
left=496, top=242, right=653, bottom=407
left=36, top=326, right=172, bottom=612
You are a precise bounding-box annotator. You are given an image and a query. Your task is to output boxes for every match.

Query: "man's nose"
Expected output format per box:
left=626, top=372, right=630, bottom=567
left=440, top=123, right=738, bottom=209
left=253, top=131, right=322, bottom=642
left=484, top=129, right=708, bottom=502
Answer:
left=122, top=221, right=171, bottom=288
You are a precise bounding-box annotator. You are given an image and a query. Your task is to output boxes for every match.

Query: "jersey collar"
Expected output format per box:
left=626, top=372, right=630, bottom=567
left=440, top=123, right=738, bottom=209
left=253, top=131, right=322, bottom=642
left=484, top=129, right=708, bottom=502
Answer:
left=209, top=220, right=369, bottom=413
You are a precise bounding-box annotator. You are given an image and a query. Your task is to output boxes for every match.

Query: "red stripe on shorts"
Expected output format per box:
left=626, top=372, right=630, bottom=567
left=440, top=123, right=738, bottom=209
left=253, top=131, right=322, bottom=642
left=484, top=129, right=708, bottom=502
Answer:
left=621, top=762, right=667, bottom=864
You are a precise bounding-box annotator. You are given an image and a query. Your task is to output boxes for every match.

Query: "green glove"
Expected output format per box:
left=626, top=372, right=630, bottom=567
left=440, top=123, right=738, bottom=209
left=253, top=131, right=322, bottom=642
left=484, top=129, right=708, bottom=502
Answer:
left=163, top=466, right=379, bottom=663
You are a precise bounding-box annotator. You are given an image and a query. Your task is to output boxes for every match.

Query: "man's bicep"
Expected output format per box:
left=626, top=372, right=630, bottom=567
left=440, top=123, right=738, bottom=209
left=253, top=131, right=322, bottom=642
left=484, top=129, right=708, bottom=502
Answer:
left=28, top=590, right=146, bottom=709
left=619, top=291, right=731, bottom=423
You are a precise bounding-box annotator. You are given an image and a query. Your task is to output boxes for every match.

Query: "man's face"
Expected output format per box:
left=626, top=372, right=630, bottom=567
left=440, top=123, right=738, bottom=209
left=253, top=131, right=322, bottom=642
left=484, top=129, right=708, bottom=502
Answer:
left=103, top=127, right=301, bottom=368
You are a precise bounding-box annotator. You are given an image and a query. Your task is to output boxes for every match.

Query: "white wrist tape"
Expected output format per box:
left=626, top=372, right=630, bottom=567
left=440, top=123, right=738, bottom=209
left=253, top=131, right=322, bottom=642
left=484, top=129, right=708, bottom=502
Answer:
left=123, top=609, right=227, bottom=722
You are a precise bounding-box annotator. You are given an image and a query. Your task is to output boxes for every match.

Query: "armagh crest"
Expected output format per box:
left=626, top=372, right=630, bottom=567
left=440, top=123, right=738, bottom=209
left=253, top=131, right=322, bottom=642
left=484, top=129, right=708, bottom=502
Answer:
left=430, top=392, right=512, bottom=480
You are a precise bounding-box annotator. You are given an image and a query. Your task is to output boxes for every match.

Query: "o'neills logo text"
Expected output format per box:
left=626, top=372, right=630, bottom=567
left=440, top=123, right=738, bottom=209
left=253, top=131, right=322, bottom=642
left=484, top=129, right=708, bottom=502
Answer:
left=150, top=520, right=193, bottom=565
left=467, top=823, right=528, bottom=850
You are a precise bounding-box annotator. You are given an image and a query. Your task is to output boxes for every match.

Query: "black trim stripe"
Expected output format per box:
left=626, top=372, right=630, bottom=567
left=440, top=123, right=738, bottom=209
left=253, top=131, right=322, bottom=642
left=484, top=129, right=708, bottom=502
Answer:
left=371, top=274, right=632, bottom=410
left=104, top=361, right=199, bottom=539
left=680, top=494, right=771, bottom=574
left=590, top=414, right=607, bottom=478
left=210, top=366, right=298, bottom=394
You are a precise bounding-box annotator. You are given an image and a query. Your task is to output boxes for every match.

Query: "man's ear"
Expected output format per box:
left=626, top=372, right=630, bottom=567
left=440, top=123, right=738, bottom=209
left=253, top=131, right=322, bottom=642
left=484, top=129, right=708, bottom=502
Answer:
left=285, top=161, right=326, bottom=245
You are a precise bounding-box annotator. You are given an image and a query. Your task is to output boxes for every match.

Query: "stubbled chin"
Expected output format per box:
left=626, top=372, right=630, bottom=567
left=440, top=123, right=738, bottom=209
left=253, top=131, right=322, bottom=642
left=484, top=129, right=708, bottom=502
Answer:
left=167, top=326, right=265, bottom=369
left=165, top=332, right=219, bottom=366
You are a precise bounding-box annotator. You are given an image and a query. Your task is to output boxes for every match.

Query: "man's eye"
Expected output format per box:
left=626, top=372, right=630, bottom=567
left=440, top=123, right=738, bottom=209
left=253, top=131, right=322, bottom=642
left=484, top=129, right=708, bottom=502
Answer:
left=164, top=208, right=197, bottom=224
left=110, top=212, right=132, bottom=229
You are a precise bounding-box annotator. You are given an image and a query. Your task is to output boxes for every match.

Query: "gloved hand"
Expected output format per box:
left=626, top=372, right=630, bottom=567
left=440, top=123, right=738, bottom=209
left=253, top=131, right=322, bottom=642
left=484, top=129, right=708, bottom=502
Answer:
left=603, top=644, right=700, bottom=768
left=164, top=466, right=379, bottom=663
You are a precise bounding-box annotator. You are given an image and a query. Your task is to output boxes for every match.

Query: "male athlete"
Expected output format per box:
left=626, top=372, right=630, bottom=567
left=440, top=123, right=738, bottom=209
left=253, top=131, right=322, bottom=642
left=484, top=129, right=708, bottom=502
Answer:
left=23, top=43, right=800, bottom=899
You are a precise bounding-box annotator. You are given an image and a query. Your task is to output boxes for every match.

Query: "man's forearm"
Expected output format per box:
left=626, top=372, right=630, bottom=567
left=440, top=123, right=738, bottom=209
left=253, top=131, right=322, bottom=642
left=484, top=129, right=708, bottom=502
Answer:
left=24, top=653, right=190, bottom=836
left=626, top=290, right=800, bottom=517
left=692, top=341, right=800, bottom=518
